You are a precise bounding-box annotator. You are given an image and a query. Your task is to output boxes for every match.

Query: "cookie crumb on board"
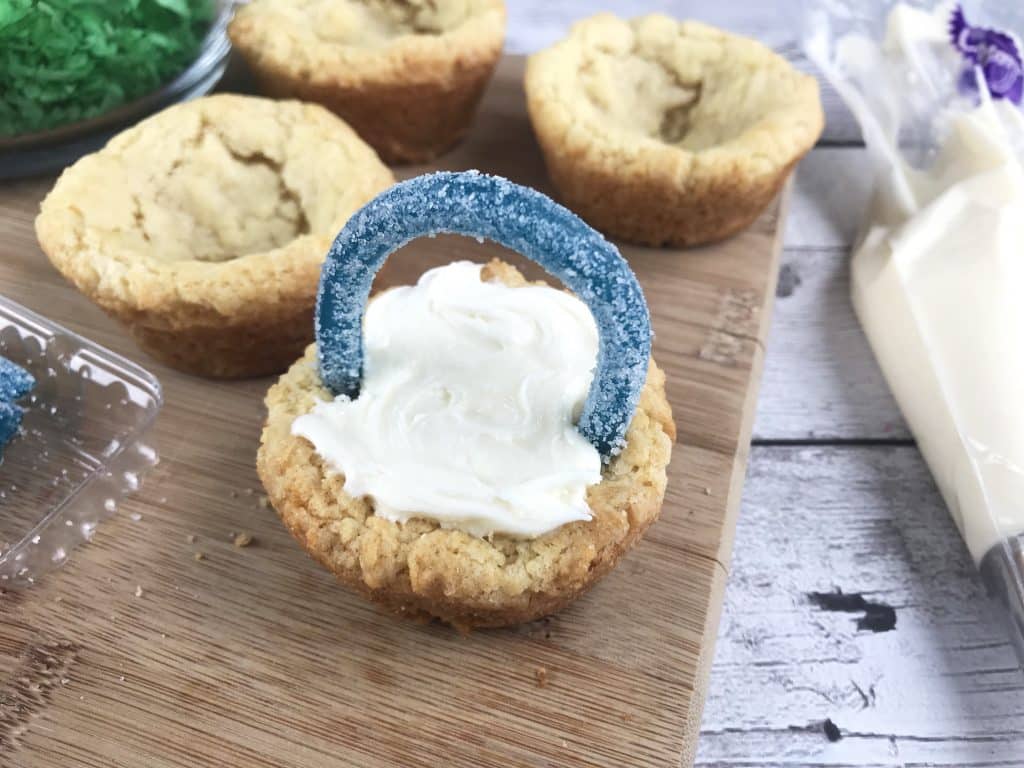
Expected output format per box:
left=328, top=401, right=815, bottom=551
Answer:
left=186, top=534, right=196, bottom=544
left=233, top=532, right=254, bottom=548
left=193, top=551, right=205, bottom=561
left=534, top=666, right=549, bottom=688
left=258, top=495, right=270, bottom=509
left=134, top=585, right=143, bottom=598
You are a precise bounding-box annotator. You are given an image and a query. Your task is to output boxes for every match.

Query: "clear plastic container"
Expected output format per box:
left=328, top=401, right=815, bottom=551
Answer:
left=0, top=297, right=162, bottom=586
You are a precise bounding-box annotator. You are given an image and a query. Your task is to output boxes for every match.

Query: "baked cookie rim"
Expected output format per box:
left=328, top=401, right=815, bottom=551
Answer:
left=34, top=95, right=395, bottom=327
left=523, top=13, right=825, bottom=183
left=228, top=0, right=507, bottom=90
left=36, top=220, right=332, bottom=327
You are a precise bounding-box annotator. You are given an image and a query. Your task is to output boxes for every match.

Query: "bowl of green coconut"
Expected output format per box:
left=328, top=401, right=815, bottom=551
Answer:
left=0, top=0, right=234, bottom=178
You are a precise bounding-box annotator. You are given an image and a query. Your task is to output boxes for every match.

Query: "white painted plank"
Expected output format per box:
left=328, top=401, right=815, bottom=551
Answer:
left=698, top=445, right=1024, bottom=766
left=752, top=243, right=909, bottom=442
left=752, top=147, right=908, bottom=441
left=785, top=148, right=873, bottom=250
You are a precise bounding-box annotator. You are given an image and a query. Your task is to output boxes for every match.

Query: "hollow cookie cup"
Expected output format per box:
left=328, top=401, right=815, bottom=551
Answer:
left=36, top=94, right=394, bottom=378
left=229, top=0, right=507, bottom=164
left=525, top=13, right=824, bottom=247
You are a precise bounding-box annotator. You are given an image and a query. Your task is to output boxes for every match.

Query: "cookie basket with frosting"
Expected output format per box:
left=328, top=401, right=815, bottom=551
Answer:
left=258, top=171, right=675, bottom=629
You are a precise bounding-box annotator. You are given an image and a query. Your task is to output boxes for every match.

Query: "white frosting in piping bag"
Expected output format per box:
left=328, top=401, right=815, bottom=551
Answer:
left=812, top=3, right=1024, bottom=562
left=292, top=261, right=602, bottom=538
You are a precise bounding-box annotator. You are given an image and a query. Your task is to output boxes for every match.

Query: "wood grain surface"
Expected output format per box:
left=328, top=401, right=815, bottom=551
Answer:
left=0, top=56, right=788, bottom=767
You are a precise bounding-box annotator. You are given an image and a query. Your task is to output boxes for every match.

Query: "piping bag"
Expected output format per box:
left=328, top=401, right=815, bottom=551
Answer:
left=805, top=0, right=1024, bottom=665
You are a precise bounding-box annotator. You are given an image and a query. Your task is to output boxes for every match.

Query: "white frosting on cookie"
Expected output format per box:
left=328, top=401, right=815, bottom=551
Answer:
left=292, top=261, right=602, bottom=538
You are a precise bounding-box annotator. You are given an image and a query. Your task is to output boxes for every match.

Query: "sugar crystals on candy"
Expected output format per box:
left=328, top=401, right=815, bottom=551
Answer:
left=0, top=356, right=34, bottom=402
left=315, top=171, right=652, bottom=458
left=0, top=356, right=34, bottom=459
left=0, top=402, right=22, bottom=454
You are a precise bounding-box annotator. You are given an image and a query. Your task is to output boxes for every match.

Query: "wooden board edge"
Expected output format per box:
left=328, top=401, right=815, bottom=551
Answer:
left=678, top=179, right=792, bottom=766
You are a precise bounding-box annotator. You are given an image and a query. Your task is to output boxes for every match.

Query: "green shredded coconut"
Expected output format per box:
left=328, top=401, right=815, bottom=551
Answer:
left=0, top=0, right=214, bottom=137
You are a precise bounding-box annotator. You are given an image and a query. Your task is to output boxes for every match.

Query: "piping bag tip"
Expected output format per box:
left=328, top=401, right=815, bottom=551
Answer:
left=980, top=536, right=1024, bottom=671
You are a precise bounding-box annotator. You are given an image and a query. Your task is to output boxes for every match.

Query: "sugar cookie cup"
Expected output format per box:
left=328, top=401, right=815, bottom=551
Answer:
left=228, top=0, right=507, bottom=164
left=525, top=13, right=824, bottom=247
left=259, top=263, right=675, bottom=629
left=257, top=172, right=675, bottom=628
left=35, top=94, right=394, bottom=378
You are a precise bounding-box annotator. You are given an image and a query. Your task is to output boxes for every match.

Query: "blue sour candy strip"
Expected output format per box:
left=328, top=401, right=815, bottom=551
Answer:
left=0, top=401, right=23, bottom=459
left=0, top=356, right=34, bottom=403
left=315, top=171, right=652, bottom=458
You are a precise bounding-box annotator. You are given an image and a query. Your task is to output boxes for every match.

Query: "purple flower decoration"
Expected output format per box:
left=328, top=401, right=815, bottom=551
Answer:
left=949, top=5, right=1023, bottom=105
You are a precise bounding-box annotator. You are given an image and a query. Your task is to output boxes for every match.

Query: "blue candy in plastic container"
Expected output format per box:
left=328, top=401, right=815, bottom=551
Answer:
left=0, top=402, right=22, bottom=456
left=0, top=297, right=162, bottom=585
left=0, top=356, right=34, bottom=457
left=315, top=171, right=652, bottom=458
left=0, top=356, right=34, bottom=403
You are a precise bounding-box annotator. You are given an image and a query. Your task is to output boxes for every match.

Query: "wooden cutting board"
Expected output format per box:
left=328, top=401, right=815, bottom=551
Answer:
left=0, top=57, right=787, bottom=767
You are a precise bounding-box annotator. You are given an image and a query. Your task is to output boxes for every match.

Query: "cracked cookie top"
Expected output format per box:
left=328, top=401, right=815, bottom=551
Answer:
left=229, top=0, right=505, bottom=88
left=526, top=14, right=823, bottom=173
left=35, top=95, right=394, bottom=328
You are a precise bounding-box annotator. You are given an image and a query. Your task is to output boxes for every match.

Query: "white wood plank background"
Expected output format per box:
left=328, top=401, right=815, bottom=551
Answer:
left=504, top=4, right=1023, bottom=766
